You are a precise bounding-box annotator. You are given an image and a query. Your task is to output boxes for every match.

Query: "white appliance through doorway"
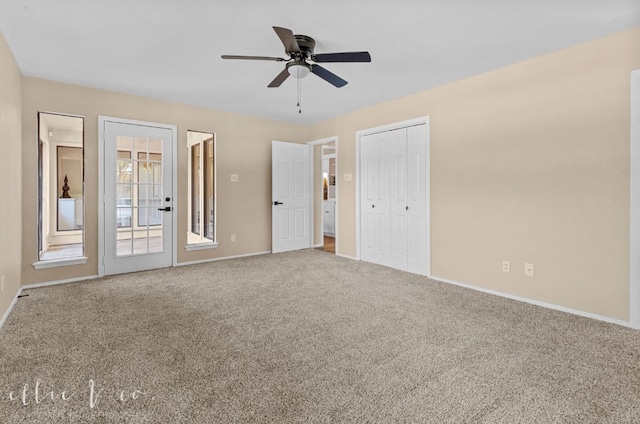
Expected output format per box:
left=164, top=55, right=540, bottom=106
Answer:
left=99, top=117, right=177, bottom=276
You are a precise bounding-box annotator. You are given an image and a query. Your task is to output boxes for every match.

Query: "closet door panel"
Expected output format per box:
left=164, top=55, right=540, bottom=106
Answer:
left=373, top=133, right=392, bottom=267
left=390, top=128, right=408, bottom=271
left=407, top=124, right=429, bottom=275
left=360, top=134, right=377, bottom=263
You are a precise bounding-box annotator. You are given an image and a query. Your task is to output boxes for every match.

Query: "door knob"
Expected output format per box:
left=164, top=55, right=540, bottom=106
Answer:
left=372, top=204, right=375, bottom=208
left=157, top=207, right=171, bottom=212
left=273, top=201, right=283, bottom=206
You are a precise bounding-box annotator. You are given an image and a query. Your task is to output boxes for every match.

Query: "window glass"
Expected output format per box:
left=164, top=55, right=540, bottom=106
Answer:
left=38, top=112, right=85, bottom=261
left=187, top=131, right=216, bottom=244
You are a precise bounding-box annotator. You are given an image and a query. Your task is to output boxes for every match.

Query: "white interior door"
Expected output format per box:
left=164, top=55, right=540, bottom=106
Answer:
left=272, top=141, right=311, bottom=253
left=103, top=120, right=174, bottom=275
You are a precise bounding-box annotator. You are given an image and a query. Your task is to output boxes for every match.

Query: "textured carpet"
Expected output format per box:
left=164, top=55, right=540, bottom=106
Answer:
left=1, top=249, right=640, bottom=423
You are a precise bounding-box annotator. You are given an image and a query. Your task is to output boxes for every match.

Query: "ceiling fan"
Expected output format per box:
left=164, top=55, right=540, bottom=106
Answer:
left=221, top=26, right=371, bottom=88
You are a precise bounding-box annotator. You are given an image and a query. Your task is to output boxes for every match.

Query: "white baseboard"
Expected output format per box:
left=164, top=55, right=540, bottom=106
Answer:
left=176, top=250, right=271, bottom=267
left=430, top=275, right=635, bottom=329
left=336, top=253, right=357, bottom=260
left=0, top=287, right=22, bottom=330
left=313, top=243, right=323, bottom=248
left=22, top=275, right=100, bottom=290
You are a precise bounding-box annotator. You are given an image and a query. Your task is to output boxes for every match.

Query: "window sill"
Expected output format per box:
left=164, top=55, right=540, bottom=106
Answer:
left=185, top=242, right=219, bottom=252
left=33, top=256, right=89, bottom=270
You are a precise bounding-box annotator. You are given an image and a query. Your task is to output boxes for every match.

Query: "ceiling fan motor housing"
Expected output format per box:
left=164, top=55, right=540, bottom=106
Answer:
left=293, top=34, right=315, bottom=58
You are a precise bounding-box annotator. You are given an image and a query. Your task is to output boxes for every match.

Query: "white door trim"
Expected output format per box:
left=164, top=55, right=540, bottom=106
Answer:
left=630, top=70, right=640, bottom=329
left=307, top=136, right=338, bottom=253
left=98, top=116, right=178, bottom=277
left=355, top=116, right=430, bottom=275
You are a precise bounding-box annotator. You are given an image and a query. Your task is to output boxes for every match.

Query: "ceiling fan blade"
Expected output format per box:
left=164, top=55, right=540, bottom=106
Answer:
left=221, top=55, right=286, bottom=61
left=312, top=51, right=371, bottom=63
left=268, top=68, right=290, bottom=88
left=311, top=65, right=348, bottom=88
left=273, top=26, right=300, bottom=53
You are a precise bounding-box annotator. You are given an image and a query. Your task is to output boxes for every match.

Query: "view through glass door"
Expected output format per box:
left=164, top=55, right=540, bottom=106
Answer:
left=102, top=120, right=174, bottom=275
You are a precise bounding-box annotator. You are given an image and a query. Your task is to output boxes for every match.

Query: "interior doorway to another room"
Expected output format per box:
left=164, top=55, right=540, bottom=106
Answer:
left=319, top=141, right=337, bottom=254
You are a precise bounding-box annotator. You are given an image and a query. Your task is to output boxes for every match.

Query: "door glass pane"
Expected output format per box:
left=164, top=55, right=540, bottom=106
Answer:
left=138, top=152, right=162, bottom=227
left=115, top=135, right=163, bottom=257
left=132, top=230, right=151, bottom=254
left=37, top=113, right=85, bottom=261
left=116, top=227, right=133, bottom=256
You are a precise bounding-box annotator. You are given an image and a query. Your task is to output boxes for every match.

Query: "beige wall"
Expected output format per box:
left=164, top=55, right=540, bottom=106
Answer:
left=9, top=27, right=640, bottom=324
left=309, top=27, right=640, bottom=321
left=21, top=78, right=308, bottom=285
left=0, top=32, right=22, bottom=321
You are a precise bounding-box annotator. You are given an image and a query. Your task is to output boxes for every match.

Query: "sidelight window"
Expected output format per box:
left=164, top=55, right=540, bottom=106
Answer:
left=187, top=131, right=216, bottom=246
left=36, top=112, right=85, bottom=265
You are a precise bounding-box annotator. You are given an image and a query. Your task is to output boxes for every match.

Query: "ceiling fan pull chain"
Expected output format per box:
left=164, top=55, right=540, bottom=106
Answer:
left=297, top=76, right=302, bottom=114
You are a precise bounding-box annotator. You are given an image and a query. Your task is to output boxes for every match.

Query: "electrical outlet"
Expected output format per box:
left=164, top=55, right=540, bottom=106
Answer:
left=231, top=234, right=236, bottom=242
left=502, top=261, right=510, bottom=273
left=344, top=173, right=352, bottom=181
left=524, top=263, right=535, bottom=277
left=230, top=174, right=239, bottom=182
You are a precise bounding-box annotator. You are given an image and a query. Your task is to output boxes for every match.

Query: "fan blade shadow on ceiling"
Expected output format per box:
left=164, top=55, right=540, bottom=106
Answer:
left=268, top=68, right=291, bottom=88
left=311, top=65, right=348, bottom=88
left=312, top=52, right=371, bottom=63
left=273, top=26, right=300, bottom=53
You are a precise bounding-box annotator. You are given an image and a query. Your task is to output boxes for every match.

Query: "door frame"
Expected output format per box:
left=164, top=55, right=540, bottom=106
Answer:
left=98, top=116, right=178, bottom=277
left=355, top=116, right=431, bottom=276
left=271, top=140, right=313, bottom=253
left=630, top=70, right=640, bottom=329
left=308, top=136, right=339, bottom=254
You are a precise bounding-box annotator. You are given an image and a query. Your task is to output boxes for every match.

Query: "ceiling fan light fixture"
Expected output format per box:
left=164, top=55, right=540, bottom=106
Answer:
left=287, top=63, right=311, bottom=79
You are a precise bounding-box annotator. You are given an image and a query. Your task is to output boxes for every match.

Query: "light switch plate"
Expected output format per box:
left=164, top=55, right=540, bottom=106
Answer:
left=344, top=173, right=352, bottom=181
left=230, top=174, right=238, bottom=182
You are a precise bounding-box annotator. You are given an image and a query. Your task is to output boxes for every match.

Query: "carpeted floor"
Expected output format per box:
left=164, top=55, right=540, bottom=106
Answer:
left=1, top=249, right=640, bottom=423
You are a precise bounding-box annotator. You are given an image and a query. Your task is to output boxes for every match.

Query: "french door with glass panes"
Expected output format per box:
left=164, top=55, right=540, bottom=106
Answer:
left=102, top=120, right=174, bottom=275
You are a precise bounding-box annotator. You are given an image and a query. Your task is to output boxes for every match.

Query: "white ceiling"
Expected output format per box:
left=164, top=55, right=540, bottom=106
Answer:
left=1, top=1, right=639, bottom=124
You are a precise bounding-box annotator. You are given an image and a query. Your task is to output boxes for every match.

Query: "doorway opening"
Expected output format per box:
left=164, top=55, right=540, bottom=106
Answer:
left=630, top=69, right=640, bottom=329
left=309, top=137, right=338, bottom=255
left=320, top=142, right=337, bottom=253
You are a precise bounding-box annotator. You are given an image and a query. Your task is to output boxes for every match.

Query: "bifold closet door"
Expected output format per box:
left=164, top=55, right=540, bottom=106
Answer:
left=360, top=132, right=391, bottom=267
left=360, top=123, right=429, bottom=276
left=406, top=124, right=428, bottom=275
left=389, top=128, right=409, bottom=271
